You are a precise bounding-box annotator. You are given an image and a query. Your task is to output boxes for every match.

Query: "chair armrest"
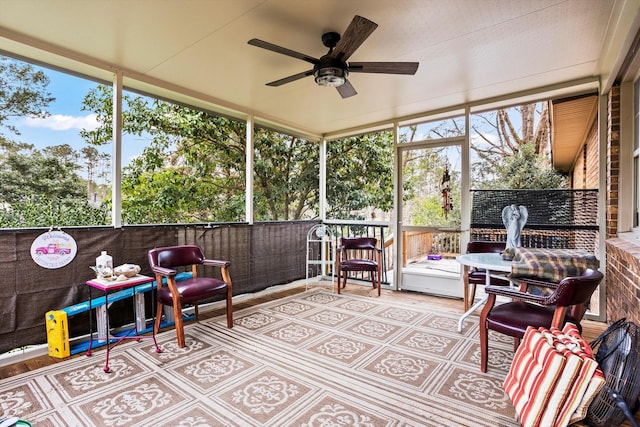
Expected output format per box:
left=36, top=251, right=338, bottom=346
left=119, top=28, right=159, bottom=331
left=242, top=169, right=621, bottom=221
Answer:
left=484, top=285, right=547, bottom=305
left=202, top=259, right=231, bottom=268
left=510, top=276, right=560, bottom=290
left=151, top=266, right=177, bottom=277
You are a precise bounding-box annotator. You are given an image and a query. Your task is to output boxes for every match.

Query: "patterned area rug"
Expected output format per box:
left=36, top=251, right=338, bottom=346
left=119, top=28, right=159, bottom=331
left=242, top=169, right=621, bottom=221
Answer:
left=0, top=289, right=521, bottom=426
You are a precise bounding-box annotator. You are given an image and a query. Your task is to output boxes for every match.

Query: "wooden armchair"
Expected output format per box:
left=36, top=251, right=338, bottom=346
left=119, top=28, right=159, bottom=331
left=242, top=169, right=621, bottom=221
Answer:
left=478, top=268, right=603, bottom=372
left=148, top=245, right=233, bottom=348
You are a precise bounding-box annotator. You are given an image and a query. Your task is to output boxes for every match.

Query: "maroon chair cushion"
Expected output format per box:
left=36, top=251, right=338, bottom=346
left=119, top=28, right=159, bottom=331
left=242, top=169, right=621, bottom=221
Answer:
left=486, top=301, right=581, bottom=338
left=157, top=277, right=228, bottom=305
left=340, top=259, right=378, bottom=272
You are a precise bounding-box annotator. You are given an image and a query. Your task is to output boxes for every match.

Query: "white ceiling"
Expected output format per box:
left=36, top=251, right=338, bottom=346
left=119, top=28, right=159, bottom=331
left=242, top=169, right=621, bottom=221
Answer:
left=0, top=0, right=639, bottom=139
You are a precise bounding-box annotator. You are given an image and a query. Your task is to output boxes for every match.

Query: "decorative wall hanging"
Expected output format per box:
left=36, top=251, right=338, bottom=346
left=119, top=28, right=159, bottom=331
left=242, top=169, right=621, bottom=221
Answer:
left=441, top=165, right=453, bottom=219
left=30, top=228, right=78, bottom=269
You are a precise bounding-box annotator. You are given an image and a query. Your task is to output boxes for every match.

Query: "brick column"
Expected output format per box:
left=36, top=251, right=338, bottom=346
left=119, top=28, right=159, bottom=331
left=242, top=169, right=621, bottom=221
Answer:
left=607, top=86, right=620, bottom=238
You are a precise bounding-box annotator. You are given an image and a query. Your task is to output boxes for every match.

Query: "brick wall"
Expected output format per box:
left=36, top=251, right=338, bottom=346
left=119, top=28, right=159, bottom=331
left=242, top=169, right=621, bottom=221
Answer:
left=605, top=238, right=640, bottom=325
left=604, top=85, right=640, bottom=324
left=606, top=86, right=620, bottom=238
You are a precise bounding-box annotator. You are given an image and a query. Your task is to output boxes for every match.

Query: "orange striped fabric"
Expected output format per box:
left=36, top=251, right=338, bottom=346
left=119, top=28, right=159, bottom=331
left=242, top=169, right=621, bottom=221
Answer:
left=503, top=324, right=604, bottom=427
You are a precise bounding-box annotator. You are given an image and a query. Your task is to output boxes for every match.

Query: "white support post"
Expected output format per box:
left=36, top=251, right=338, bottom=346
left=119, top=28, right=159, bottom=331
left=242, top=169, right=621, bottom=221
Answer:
left=246, top=115, right=254, bottom=224
left=112, top=71, right=123, bottom=228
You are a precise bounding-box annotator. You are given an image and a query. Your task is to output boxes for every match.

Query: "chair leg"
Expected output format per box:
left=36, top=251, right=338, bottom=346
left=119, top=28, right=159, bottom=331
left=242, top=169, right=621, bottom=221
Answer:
left=226, top=285, right=233, bottom=328
left=337, top=269, right=342, bottom=294
left=479, top=321, right=488, bottom=373
left=172, top=298, right=186, bottom=348
left=154, top=301, right=163, bottom=335
left=478, top=293, right=496, bottom=373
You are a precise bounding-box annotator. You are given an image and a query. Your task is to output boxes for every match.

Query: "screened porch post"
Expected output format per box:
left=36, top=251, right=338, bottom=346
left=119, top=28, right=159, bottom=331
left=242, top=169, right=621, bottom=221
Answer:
left=392, top=121, right=401, bottom=290
left=246, top=114, right=254, bottom=224
left=461, top=106, right=471, bottom=251
left=319, top=138, right=327, bottom=221
left=111, top=70, right=123, bottom=228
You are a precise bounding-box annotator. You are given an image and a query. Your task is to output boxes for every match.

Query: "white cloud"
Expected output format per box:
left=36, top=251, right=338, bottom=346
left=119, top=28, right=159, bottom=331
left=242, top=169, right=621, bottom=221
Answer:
left=22, top=113, right=100, bottom=131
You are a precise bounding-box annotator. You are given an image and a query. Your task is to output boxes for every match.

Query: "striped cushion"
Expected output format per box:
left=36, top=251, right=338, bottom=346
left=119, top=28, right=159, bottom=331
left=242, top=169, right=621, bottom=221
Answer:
left=504, top=324, right=604, bottom=427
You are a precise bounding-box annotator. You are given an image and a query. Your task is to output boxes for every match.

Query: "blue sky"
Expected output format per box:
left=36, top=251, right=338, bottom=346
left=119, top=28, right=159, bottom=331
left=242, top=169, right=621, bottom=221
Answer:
left=6, top=58, right=145, bottom=165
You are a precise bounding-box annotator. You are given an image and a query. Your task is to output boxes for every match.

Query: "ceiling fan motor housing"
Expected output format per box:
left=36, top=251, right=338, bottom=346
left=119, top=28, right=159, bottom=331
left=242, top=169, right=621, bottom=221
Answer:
left=314, top=55, right=348, bottom=87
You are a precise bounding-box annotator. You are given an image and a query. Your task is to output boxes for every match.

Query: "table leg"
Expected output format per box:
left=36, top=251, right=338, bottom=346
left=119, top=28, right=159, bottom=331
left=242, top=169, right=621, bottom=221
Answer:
left=86, top=286, right=93, bottom=356
left=103, top=290, right=110, bottom=373
left=151, top=283, right=161, bottom=353
left=457, top=269, right=492, bottom=332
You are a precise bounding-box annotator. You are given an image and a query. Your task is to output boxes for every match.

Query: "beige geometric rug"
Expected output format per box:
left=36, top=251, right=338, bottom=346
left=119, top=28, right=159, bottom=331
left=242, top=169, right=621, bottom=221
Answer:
left=0, top=289, right=521, bottom=426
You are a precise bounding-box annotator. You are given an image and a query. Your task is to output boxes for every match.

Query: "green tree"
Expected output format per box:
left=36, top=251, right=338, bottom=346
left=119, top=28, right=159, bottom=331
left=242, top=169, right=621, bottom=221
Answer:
left=0, top=143, right=108, bottom=227
left=0, top=57, right=54, bottom=138
left=326, top=132, right=394, bottom=220
left=81, top=86, right=393, bottom=224
left=82, top=86, right=246, bottom=223
left=489, top=142, right=566, bottom=189
left=253, top=129, right=319, bottom=220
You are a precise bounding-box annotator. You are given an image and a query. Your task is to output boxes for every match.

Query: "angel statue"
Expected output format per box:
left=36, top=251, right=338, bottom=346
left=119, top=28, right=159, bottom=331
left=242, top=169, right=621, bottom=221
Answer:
left=502, top=204, right=528, bottom=248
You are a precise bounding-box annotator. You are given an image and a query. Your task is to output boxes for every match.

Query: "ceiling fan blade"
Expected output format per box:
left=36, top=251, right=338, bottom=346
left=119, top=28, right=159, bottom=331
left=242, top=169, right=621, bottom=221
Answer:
left=349, top=62, right=419, bottom=75
left=337, top=80, right=357, bottom=98
left=332, top=15, right=378, bottom=61
left=248, top=39, right=319, bottom=65
left=266, top=70, right=314, bottom=86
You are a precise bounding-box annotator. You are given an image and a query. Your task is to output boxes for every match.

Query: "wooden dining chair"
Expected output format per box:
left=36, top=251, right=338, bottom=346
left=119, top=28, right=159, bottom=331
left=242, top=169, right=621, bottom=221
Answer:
left=336, top=237, right=382, bottom=296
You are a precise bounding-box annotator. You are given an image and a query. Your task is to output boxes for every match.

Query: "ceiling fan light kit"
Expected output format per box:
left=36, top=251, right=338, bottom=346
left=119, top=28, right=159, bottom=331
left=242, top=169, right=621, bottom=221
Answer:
left=314, top=67, right=347, bottom=87
left=248, top=15, right=419, bottom=98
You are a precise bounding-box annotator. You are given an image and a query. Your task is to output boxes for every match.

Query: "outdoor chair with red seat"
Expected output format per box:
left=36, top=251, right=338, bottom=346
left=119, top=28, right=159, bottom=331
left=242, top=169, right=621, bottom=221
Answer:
left=336, top=237, right=382, bottom=296
left=464, top=241, right=508, bottom=311
left=148, top=244, right=233, bottom=348
left=478, top=268, right=603, bottom=372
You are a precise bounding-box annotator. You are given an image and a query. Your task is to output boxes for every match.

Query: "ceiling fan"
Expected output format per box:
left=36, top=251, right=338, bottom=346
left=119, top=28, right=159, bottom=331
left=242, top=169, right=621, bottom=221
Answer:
left=248, top=15, right=419, bottom=98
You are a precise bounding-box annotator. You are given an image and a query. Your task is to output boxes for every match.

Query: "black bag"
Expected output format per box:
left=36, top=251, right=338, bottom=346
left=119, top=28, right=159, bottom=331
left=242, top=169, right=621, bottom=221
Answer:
left=586, top=318, right=640, bottom=427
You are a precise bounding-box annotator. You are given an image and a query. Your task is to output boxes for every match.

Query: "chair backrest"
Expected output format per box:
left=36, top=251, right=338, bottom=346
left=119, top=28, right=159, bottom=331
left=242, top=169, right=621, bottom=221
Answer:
left=340, top=237, right=378, bottom=260
left=340, top=237, right=378, bottom=251
left=467, top=241, right=505, bottom=254
left=148, top=244, right=205, bottom=269
left=551, top=268, right=603, bottom=308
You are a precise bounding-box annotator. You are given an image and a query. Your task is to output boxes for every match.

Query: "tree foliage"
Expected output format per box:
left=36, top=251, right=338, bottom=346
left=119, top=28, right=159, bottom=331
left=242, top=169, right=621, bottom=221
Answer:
left=0, top=143, right=109, bottom=227
left=0, top=57, right=54, bottom=137
left=78, top=86, right=397, bottom=224
left=488, top=142, right=567, bottom=189
left=0, top=58, right=109, bottom=227
left=326, top=132, right=394, bottom=220
left=471, top=102, right=564, bottom=189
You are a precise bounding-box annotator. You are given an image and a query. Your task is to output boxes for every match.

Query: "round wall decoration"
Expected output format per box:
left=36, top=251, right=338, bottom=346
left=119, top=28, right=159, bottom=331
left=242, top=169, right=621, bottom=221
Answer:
left=30, top=229, right=78, bottom=269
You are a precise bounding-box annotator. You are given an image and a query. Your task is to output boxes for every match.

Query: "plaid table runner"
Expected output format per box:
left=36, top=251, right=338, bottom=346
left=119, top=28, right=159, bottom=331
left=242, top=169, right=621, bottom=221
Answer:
left=510, top=247, right=599, bottom=283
